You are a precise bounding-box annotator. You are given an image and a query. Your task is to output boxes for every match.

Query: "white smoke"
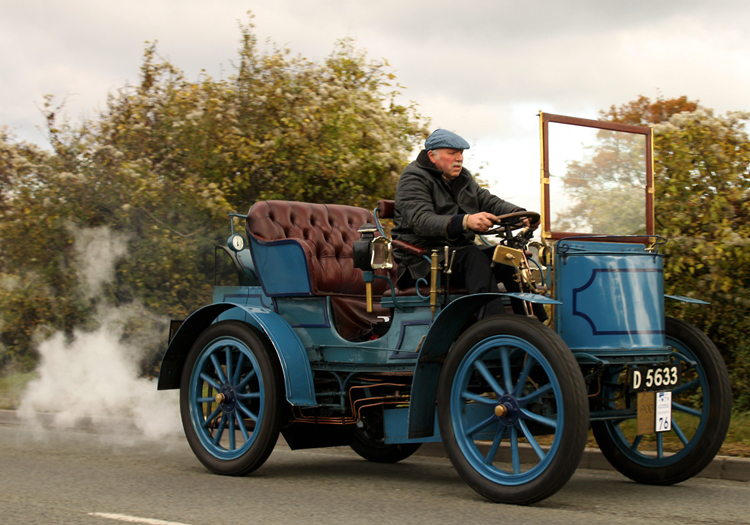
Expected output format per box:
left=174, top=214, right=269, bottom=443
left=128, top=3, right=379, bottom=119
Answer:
left=73, top=224, right=129, bottom=299
left=18, top=226, right=183, bottom=442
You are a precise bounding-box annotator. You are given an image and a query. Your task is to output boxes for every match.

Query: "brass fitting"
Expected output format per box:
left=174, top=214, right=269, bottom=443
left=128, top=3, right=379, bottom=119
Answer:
left=430, top=250, right=439, bottom=318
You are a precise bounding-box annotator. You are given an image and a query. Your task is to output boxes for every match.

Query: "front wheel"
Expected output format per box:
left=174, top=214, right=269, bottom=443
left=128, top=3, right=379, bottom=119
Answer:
left=180, top=321, right=284, bottom=476
left=592, top=317, right=732, bottom=485
left=438, top=316, right=588, bottom=505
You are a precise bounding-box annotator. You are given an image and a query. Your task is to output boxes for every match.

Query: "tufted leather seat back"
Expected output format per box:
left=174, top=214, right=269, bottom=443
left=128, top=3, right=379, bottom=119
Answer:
left=246, top=200, right=393, bottom=296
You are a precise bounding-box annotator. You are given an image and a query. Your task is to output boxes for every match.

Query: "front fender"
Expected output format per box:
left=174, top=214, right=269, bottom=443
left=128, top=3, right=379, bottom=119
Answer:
left=666, top=294, right=710, bottom=305
left=407, top=293, right=560, bottom=439
left=157, top=303, right=316, bottom=407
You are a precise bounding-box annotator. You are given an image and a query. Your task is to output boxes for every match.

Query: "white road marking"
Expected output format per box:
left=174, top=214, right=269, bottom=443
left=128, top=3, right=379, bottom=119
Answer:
left=88, top=512, right=192, bottom=525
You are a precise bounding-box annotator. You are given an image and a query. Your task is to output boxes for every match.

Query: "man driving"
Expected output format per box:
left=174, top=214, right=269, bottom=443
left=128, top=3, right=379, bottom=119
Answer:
left=392, top=128, right=545, bottom=320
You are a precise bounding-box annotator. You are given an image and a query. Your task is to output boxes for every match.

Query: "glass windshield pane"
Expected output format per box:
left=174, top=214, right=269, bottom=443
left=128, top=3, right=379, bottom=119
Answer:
left=548, top=122, right=647, bottom=236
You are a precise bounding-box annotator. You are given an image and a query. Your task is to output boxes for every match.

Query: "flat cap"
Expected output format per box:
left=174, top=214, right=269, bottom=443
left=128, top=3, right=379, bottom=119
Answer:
left=424, top=129, right=470, bottom=151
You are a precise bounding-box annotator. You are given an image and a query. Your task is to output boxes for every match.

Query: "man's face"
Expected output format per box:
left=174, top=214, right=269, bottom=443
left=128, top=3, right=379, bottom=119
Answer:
left=429, top=148, right=464, bottom=180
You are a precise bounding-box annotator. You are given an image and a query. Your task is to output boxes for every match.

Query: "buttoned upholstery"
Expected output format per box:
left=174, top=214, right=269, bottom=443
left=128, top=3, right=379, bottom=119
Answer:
left=246, top=200, right=395, bottom=295
left=246, top=201, right=395, bottom=340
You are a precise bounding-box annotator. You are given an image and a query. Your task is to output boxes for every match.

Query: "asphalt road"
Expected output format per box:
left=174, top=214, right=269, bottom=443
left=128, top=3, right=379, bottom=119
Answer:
left=1, top=424, right=749, bottom=525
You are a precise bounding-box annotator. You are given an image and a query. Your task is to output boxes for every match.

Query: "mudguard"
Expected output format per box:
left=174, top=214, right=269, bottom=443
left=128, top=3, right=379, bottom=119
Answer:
left=407, top=293, right=561, bottom=439
left=666, top=294, right=710, bottom=305
left=157, top=303, right=316, bottom=407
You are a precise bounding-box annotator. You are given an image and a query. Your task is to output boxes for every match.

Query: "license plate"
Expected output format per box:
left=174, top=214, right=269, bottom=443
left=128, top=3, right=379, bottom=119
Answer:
left=655, top=391, right=673, bottom=432
left=629, top=363, right=681, bottom=392
left=637, top=391, right=673, bottom=434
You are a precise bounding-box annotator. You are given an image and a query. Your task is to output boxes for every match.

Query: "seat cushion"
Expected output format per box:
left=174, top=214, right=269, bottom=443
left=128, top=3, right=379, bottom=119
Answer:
left=246, top=200, right=397, bottom=295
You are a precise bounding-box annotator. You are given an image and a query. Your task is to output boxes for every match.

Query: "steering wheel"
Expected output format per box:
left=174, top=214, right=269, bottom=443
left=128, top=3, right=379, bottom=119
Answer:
left=487, top=210, right=540, bottom=232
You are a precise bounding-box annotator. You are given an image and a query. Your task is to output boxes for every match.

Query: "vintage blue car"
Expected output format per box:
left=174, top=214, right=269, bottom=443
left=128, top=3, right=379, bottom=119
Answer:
left=157, top=113, right=731, bottom=504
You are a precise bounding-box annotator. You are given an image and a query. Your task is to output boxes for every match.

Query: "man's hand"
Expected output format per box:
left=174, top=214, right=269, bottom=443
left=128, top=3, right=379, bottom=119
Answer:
left=466, top=212, right=499, bottom=232
left=521, top=216, right=541, bottom=231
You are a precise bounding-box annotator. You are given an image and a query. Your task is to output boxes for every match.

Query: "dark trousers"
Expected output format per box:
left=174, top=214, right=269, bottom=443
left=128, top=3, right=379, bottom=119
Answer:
left=443, top=245, right=547, bottom=320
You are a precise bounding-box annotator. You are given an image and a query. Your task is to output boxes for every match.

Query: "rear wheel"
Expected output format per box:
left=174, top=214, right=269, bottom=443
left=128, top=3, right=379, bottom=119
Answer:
left=592, top=317, right=732, bottom=484
left=350, top=428, right=421, bottom=463
left=180, top=321, right=283, bottom=476
left=438, top=316, right=588, bottom=505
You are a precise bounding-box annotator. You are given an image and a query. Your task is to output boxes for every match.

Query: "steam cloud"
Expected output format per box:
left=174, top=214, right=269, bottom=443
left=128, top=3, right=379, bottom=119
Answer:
left=18, top=226, right=182, bottom=442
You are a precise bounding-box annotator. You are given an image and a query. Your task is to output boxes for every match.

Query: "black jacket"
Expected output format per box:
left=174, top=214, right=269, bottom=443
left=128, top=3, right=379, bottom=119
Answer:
left=392, top=150, right=520, bottom=281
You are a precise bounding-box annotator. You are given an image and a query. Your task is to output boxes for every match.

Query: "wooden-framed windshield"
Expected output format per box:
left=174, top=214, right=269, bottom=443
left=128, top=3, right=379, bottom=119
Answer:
left=540, top=112, right=654, bottom=242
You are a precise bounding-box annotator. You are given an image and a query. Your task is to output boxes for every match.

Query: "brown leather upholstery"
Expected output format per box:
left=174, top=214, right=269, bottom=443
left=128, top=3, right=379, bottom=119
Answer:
left=246, top=200, right=395, bottom=296
left=246, top=201, right=397, bottom=341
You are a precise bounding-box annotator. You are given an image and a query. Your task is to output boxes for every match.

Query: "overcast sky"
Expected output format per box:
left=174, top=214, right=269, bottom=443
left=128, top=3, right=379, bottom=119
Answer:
left=3, top=0, right=749, bottom=207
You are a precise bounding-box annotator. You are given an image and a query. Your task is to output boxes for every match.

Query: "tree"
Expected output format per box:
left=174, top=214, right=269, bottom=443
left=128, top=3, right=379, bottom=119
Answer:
left=603, top=96, right=750, bottom=408
left=553, top=128, right=648, bottom=235
left=0, top=20, right=427, bottom=373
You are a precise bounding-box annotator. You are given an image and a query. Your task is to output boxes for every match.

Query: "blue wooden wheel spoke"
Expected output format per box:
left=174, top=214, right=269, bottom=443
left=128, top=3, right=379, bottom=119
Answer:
left=672, top=401, right=701, bottom=417
left=197, top=397, right=215, bottom=403
left=630, top=434, right=643, bottom=451
left=517, top=382, right=553, bottom=407
left=473, top=360, right=506, bottom=397
left=229, top=416, right=236, bottom=451
left=465, top=414, right=498, bottom=438
left=672, top=377, right=699, bottom=396
left=213, top=414, right=227, bottom=445
left=199, top=373, right=222, bottom=391
left=236, top=369, right=258, bottom=391
left=232, top=353, right=246, bottom=385
left=237, top=400, right=258, bottom=422
left=500, top=346, right=513, bottom=394
left=510, top=426, right=520, bottom=474
left=235, top=414, right=250, bottom=441
left=672, top=419, right=689, bottom=446
left=517, top=419, right=546, bottom=461
left=513, top=356, right=536, bottom=398
left=519, top=408, right=557, bottom=430
left=225, top=346, right=233, bottom=386
left=461, top=391, right=497, bottom=404
left=237, top=392, right=261, bottom=401
left=201, top=406, right=222, bottom=429
left=484, top=425, right=508, bottom=465
left=210, top=354, right=227, bottom=385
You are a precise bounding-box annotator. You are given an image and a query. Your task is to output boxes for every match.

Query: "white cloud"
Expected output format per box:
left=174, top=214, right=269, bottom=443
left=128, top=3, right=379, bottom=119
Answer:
left=3, top=0, right=750, bottom=157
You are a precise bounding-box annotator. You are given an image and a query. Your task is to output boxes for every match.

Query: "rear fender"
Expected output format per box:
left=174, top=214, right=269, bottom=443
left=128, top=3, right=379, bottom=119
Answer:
left=157, top=303, right=316, bottom=407
left=406, top=293, right=559, bottom=439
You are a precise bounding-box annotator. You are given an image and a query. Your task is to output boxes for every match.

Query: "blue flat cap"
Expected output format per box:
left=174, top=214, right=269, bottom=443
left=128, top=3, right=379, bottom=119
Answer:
left=424, top=129, right=470, bottom=151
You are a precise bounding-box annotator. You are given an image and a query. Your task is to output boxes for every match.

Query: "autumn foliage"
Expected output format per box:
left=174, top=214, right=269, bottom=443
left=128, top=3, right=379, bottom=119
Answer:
left=604, top=96, right=750, bottom=408
left=0, top=21, right=427, bottom=373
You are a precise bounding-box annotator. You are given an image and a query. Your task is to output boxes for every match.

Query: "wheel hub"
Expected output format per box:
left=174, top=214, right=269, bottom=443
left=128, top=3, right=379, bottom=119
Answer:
left=495, top=395, right=520, bottom=425
left=216, top=384, right=237, bottom=412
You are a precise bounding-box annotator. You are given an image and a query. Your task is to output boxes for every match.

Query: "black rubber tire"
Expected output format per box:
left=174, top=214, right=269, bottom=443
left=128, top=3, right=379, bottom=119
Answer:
left=437, top=316, right=588, bottom=505
left=179, top=321, right=283, bottom=476
left=592, top=317, right=732, bottom=485
left=350, top=429, right=422, bottom=463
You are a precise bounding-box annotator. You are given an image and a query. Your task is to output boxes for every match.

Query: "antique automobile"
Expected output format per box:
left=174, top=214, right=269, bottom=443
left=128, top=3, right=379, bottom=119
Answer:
left=157, top=113, right=732, bottom=505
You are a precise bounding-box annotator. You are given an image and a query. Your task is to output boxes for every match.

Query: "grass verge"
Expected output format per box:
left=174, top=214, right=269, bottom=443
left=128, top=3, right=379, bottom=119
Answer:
left=0, top=371, right=37, bottom=410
